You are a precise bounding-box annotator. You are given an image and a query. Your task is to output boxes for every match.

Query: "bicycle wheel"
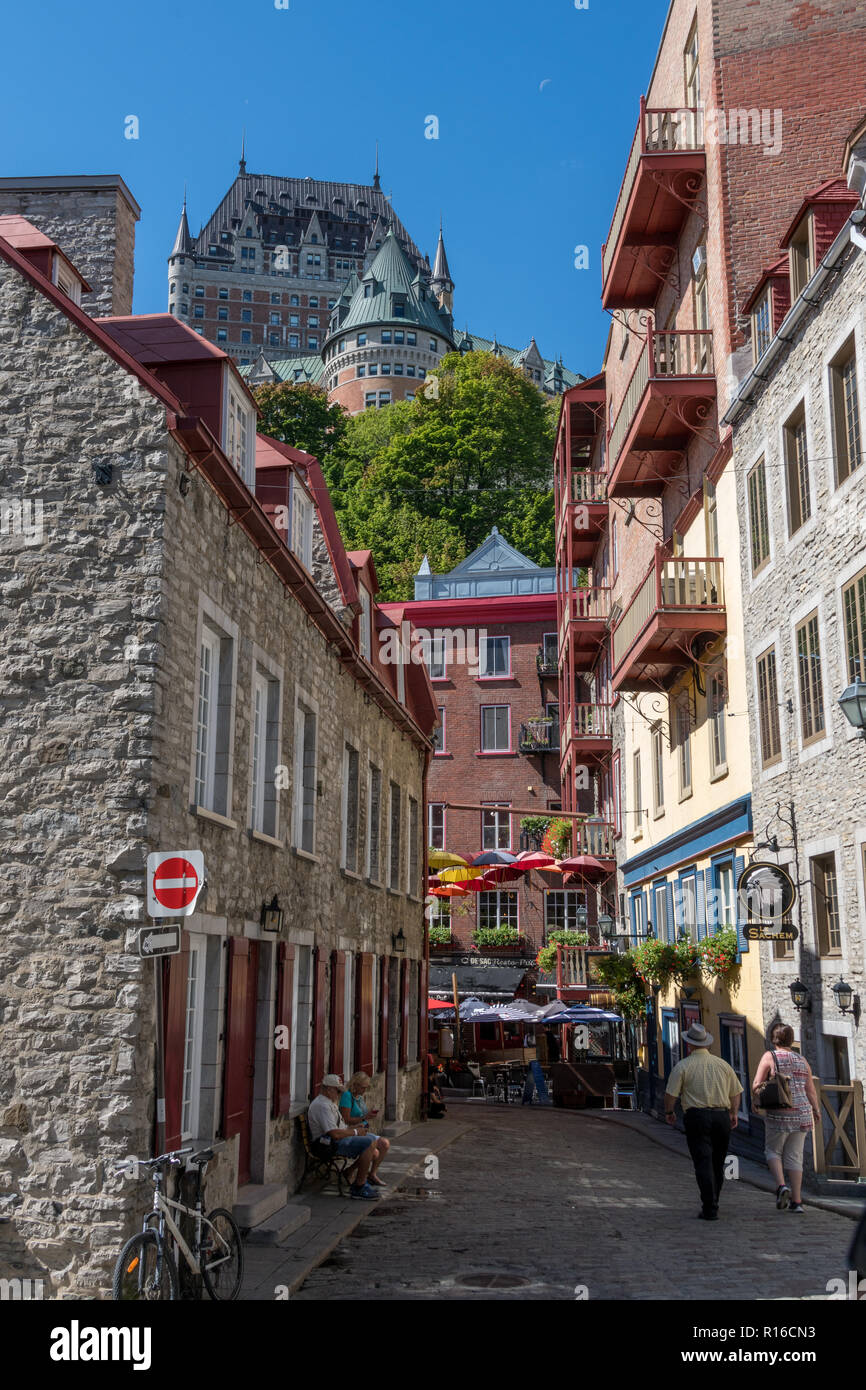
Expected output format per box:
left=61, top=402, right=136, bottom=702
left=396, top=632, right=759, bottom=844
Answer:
left=113, top=1230, right=179, bottom=1301
left=200, top=1208, right=244, bottom=1301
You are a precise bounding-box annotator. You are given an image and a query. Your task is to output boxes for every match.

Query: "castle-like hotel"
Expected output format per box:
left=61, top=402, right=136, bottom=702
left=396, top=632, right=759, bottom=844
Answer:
left=168, top=158, right=579, bottom=411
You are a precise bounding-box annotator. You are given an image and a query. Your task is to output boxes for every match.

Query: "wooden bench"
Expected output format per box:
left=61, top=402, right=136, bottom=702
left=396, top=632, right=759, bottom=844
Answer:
left=297, top=1113, right=358, bottom=1195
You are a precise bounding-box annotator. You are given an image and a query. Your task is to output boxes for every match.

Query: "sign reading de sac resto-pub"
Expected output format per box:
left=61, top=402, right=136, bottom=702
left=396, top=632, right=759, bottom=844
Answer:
left=432, top=954, right=538, bottom=970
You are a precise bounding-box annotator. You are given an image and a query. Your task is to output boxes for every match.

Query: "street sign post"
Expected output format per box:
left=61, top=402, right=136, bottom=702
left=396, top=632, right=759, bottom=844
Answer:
left=137, top=924, right=182, bottom=958
left=146, top=851, right=205, bottom=917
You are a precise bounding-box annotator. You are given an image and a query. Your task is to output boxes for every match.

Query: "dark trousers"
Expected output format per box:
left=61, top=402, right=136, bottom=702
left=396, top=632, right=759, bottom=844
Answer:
left=683, top=1107, right=731, bottom=1214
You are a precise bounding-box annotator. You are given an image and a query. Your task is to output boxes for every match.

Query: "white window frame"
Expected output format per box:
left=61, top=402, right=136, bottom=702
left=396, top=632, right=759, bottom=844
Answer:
left=388, top=782, right=402, bottom=892
left=481, top=803, right=511, bottom=851
left=293, top=687, right=319, bottom=856
left=367, top=761, right=383, bottom=883
left=191, top=597, right=238, bottom=820
left=428, top=802, right=446, bottom=849
left=358, top=585, right=372, bottom=662
left=480, top=705, right=510, bottom=752
left=479, top=634, right=511, bottom=678
left=222, top=373, right=256, bottom=487
left=290, top=943, right=314, bottom=1107
left=180, top=933, right=208, bottom=1140
left=249, top=646, right=283, bottom=839
left=290, top=475, right=314, bottom=571
left=341, top=741, right=361, bottom=874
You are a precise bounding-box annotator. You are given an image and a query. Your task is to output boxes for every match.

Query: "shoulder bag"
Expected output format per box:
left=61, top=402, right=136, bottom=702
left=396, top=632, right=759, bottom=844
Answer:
left=752, top=1047, right=793, bottom=1110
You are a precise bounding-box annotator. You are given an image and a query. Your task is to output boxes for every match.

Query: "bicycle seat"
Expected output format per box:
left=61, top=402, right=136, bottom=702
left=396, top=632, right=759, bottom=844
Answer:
left=190, top=1148, right=214, bottom=1166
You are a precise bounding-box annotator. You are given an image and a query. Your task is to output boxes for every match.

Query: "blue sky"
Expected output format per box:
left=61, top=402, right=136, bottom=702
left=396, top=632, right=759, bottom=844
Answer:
left=1, top=0, right=670, bottom=374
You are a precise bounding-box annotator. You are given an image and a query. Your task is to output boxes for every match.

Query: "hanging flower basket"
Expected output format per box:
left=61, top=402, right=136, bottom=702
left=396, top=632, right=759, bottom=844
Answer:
left=698, top=927, right=740, bottom=980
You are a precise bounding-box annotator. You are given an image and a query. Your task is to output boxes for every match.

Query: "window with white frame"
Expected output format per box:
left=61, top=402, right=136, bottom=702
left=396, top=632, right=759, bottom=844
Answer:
left=367, top=763, right=382, bottom=881
left=479, top=634, right=510, bottom=677
left=250, top=664, right=281, bottom=836
left=223, top=380, right=255, bottom=487
left=795, top=610, right=825, bottom=745
left=181, top=933, right=207, bottom=1139
left=708, top=670, right=727, bottom=774
left=388, top=783, right=402, bottom=891
left=714, top=862, right=735, bottom=932
left=784, top=403, right=811, bottom=536
left=747, top=457, right=771, bottom=575
left=651, top=725, right=665, bottom=815
left=544, top=890, right=586, bottom=936
left=432, top=707, right=446, bottom=754
left=752, top=291, right=772, bottom=363
left=542, top=632, right=558, bottom=667
left=342, top=743, right=360, bottom=873
left=293, top=700, right=317, bottom=853
left=831, top=337, right=862, bottom=486
left=654, top=883, right=670, bottom=941
left=291, top=945, right=314, bottom=1104
left=842, top=567, right=866, bottom=683
left=633, top=750, right=643, bottom=836
left=428, top=803, right=445, bottom=849
left=194, top=618, right=234, bottom=816
left=675, top=696, right=692, bottom=797
left=291, top=478, right=314, bottom=571
left=756, top=646, right=782, bottom=766
left=481, top=705, right=510, bottom=752
left=679, top=874, right=698, bottom=939
left=424, top=633, right=447, bottom=679
left=478, top=890, right=518, bottom=931
left=358, top=586, right=372, bottom=662
left=482, top=803, right=511, bottom=850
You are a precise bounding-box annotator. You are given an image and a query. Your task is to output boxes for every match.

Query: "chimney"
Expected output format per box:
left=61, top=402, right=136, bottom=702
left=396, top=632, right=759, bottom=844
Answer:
left=0, top=174, right=141, bottom=316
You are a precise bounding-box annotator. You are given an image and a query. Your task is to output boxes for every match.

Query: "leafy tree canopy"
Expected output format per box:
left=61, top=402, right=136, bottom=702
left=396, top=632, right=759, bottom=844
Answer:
left=252, top=381, right=348, bottom=459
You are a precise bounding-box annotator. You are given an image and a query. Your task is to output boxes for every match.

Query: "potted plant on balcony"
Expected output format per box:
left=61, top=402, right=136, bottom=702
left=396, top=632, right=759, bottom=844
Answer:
left=542, top=817, right=573, bottom=860
left=697, top=927, right=740, bottom=981
left=428, top=924, right=453, bottom=947
left=632, top=938, right=698, bottom=991
left=519, top=815, right=552, bottom=851
left=471, top=925, right=524, bottom=950
left=535, top=929, right=589, bottom=974
left=592, top=951, right=647, bottom=1021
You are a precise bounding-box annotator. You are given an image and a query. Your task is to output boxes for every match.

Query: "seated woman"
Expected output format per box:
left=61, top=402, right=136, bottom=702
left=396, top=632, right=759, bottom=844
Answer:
left=339, top=1071, right=390, bottom=1187
left=428, top=1076, right=447, bottom=1119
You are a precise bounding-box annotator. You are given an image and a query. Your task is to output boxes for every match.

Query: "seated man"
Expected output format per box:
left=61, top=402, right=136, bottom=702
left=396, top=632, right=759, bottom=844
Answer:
left=306, top=1074, right=380, bottom=1200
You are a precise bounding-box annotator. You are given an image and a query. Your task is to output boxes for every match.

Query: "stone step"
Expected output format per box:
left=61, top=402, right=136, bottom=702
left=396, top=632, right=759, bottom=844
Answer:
left=233, top=1182, right=288, bottom=1228
left=244, top=1200, right=312, bottom=1246
left=380, top=1120, right=413, bottom=1138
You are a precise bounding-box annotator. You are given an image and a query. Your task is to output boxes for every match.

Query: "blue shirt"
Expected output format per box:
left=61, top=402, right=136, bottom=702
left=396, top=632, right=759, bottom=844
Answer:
left=339, top=1090, right=367, bottom=1119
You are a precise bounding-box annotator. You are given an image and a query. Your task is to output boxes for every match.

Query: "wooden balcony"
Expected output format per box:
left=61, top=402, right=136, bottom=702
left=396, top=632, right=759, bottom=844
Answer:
left=556, top=945, right=588, bottom=991
left=574, top=820, right=617, bottom=863
left=564, top=472, right=609, bottom=565
left=558, top=587, right=610, bottom=658
left=536, top=647, right=559, bottom=678
left=518, top=718, right=560, bottom=755
left=561, top=703, right=612, bottom=761
left=607, top=328, right=716, bottom=497
left=602, top=99, right=706, bottom=311
left=611, top=555, right=726, bottom=692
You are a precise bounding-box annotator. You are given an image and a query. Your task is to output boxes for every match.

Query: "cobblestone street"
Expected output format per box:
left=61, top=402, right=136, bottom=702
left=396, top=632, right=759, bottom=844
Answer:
left=293, top=1107, right=859, bottom=1301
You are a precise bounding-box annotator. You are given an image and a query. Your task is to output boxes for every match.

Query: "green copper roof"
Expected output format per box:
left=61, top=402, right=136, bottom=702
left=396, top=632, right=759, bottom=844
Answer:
left=453, top=329, right=582, bottom=391
left=329, top=230, right=454, bottom=342
left=239, top=354, right=325, bottom=386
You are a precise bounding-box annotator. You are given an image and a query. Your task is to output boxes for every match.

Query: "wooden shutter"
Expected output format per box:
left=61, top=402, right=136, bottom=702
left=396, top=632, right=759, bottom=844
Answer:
left=223, top=937, right=252, bottom=1141
left=311, top=949, right=327, bottom=1093
left=734, top=855, right=747, bottom=958
left=329, top=950, right=346, bottom=1077
left=355, top=952, right=374, bottom=1075
left=399, top=958, right=409, bottom=1068
left=162, top=932, right=190, bottom=1154
left=417, top=956, right=427, bottom=1064
left=272, top=943, right=296, bottom=1118
left=378, top=956, right=389, bottom=1073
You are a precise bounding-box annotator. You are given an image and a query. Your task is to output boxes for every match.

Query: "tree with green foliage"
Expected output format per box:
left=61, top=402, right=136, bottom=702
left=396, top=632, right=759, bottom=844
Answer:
left=252, top=381, right=348, bottom=459
left=324, top=351, right=559, bottom=600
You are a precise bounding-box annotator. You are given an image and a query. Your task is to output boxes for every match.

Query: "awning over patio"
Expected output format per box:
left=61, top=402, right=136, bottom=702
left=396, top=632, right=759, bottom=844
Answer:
left=428, top=963, right=528, bottom=1002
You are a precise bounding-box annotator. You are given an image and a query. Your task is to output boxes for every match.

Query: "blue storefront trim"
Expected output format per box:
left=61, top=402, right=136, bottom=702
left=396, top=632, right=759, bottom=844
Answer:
left=621, top=795, right=752, bottom=888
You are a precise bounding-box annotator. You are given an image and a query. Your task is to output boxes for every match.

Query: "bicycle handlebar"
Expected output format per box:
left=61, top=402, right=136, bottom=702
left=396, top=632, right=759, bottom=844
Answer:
left=113, top=1145, right=194, bottom=1175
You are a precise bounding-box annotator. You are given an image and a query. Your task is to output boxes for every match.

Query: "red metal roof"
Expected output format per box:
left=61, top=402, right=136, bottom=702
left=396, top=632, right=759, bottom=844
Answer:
left=0, top=214, right=93, bottom=292
left=779, top=177, right=858, bottom=248
left=96, top=314, right=229, bottom=364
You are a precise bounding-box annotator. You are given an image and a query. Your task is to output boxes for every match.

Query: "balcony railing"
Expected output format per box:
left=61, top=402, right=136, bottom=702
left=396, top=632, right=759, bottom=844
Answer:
left=519, top=718, right=560, bottom=754
left=570, top=703, right=612, bottom=742
left=574, top=820, right=617, bottom=860
left=556, top=945, right=588, bottom=990
left=536, top=648, right=559, bottom=677
left=566, top=587, right=610, bottom=622
left=602, top=100, right=704, bottom=288
left=612, top=555, right=725, bottom=673
left=570, top=471, right=607, bottom=504
left=608, top=329, right=715, bottom=470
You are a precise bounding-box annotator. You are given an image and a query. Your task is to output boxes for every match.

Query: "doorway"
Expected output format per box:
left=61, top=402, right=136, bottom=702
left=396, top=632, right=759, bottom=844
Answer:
left=385, top=957, right=401, bottom=1122
left=224, top=938, right=260, bottom=1187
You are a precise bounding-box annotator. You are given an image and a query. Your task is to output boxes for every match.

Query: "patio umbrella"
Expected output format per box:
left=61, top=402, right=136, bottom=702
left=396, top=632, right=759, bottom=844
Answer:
left=430, top=883, right=470, bottom=897
left=513, top=850, right=556, bottom=870
left=558, top=855, right=609, bottom=873
left=459, top=877, right=491, bottom=892
left=438, top=864, right=483, bottom=882
left=427, top=998, right=453, bottom=1011
left=472, top=850, right=518, bottom=866
left=428, top=850, right=469, bottom=871
left=480, top=865, right=523, bottom=884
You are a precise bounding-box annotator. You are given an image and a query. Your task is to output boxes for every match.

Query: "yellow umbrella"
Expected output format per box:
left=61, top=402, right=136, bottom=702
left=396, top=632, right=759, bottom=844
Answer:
left=438, top=864, right=483, bottom=883
left=428, top=850, right=469, bottom=871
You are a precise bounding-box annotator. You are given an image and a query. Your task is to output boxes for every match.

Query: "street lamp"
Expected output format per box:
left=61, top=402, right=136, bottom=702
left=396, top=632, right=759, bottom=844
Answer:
left=831, top=976, right=856, bottom=1015
left=839, top=674, right=866, bottom=739
left=789, top=978, right=811, bottom=1013
left=576, top=904, right=589, bottom=931
left=598, top=912, right=614, bottom=940
left=391, top=928, right=407, bottom=954
left=260, top=895, right=284, bottom=933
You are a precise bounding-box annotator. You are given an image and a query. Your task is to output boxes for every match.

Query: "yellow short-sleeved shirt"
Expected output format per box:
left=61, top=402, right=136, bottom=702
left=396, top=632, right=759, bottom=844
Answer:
left=665, top=1049, right=743, bottom=1111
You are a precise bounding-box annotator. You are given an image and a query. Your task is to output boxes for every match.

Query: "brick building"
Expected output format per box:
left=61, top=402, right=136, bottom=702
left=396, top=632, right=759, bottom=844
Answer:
left=387, top=530, right=588, bottom=1003
left=556, top=0, right=866, bottom=1126
left=724, top=126, right=866, bottom=1109
left=0, top=200, right=435, bottom=1295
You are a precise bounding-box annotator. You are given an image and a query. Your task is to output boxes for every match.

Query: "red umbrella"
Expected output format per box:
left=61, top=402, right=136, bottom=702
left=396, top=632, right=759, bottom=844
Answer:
left=430, top=883, right=470, bottom=897
left=515, top=850, right=556, bottom=869
left=559, top=855, right=609, bottom=873
left=427, top=998, right=452, bottom=1011
left=481, top=865, right=523, bottom=884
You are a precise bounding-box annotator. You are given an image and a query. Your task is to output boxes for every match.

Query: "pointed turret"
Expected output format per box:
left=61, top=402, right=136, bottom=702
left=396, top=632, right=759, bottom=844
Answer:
left=170, top=196, right=193, bottom=261
left=239, top=131, right=247, bottom=175
left=430, top=220, right=454, bottom=311
left=373, top=142, right=381, bottom=191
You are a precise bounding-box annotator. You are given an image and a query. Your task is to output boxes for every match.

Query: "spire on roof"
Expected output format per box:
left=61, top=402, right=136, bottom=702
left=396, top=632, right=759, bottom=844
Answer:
left=430, top=220, right=454, bottom=311
left=239, top=130, right=247, bottom=175
left=417, top=555, right=432, bottom=576
left=170, top=195, right=193, bottom=259
left=373, top=142, right=381, bottom=191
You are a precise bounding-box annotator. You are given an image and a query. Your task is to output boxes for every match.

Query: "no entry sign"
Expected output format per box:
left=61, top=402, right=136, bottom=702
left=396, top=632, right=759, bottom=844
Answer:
left=146, top=851, right=205, bottom=917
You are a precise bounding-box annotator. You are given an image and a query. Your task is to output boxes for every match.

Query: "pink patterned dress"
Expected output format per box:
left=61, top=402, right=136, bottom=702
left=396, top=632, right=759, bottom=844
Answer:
left=761, top=1047, right=813, bottom=1134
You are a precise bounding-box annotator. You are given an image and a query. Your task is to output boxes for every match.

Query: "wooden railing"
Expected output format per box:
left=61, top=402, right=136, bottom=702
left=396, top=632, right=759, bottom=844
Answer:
left=608, top=327, right=715, bottom=468
left=574, top=820, right=617, bottom=859
left=556, top=945, right=588, bottom=990
left=519, top=718, right=560, bottom=754
left=570, top=471, right=607, bottom=504
left=813, top=1079, right=866, bottom=1178
left=602, top=99, right=704, bottom=286
left=612, top=555, right=725, bottom=672
left=568, top=587, right=610, bottom=622
left=570, top=703, right=612, bottom=741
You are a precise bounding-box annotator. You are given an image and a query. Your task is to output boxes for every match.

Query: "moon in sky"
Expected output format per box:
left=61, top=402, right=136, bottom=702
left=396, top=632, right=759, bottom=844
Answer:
left=539, top=78, right=552, bottom=91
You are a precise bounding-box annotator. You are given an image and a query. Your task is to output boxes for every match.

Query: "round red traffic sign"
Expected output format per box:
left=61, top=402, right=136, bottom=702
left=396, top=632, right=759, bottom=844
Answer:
left=152, top=856, right=199, bottom=911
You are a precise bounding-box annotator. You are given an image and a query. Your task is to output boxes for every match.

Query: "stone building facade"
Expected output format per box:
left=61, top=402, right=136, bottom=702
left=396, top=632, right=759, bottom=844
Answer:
left=0, top=211, right=435, bottom=1296
left=725, top=139, right=866, bottom=1098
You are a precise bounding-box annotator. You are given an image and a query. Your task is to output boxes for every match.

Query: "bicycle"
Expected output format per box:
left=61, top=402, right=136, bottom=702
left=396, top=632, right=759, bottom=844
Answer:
left=112, top=1146, right=243, bottom=1301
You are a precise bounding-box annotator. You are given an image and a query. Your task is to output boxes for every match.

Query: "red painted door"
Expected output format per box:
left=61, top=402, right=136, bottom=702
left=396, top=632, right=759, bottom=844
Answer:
left=224, top=937, right=259, bottom=1186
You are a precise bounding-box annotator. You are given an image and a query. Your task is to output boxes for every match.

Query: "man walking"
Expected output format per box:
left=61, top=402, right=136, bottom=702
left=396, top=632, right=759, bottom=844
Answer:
left=664, top=1024, right=743, bottom=1221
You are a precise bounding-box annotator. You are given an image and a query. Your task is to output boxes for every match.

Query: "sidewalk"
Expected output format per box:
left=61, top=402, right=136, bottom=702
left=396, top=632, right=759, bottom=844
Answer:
left=239, top=1118, right=466, bottom=1299
left=594, top=1107, right=866, bottom=1221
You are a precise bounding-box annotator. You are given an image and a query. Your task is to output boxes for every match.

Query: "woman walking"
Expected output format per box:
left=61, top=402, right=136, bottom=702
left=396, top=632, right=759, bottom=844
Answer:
left=752, top=1024, right=820, bottom=1213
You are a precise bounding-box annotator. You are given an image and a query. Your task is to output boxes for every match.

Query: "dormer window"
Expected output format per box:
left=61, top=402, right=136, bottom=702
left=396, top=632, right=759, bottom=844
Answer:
left=752, top=290, right=772, bottom=363
left=290, top=476, right=314, bottom=571
left=358, top=585, right=372, bottom=661
left=311, top=234, right=318, bottom=244
left=364, top=284, right=372, bottom=298
left=52, top=257, right=83, bottom=306
left=223, top=376, right=255, bottom=488
left=789, top=214, right=814, bottom=299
